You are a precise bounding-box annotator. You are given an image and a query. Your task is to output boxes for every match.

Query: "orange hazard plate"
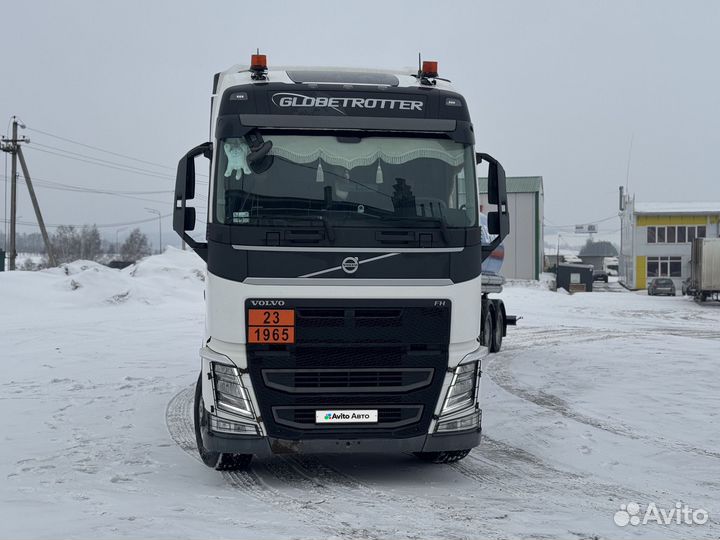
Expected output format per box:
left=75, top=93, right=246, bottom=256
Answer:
left=248, top=309, right=295, bottom=326
left=248, top=326, right=295, bottom=344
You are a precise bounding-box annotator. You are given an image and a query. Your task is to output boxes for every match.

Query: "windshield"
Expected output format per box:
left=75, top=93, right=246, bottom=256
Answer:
left=213, top=134, right=477, bottom=228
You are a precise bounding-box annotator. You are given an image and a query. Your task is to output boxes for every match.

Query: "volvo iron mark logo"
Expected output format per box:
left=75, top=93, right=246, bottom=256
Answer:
left=341, top=257, right=359, bottom=274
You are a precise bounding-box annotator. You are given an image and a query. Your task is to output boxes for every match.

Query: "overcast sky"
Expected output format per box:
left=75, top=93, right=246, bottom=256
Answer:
left=2, top=0, right=719, bottom=248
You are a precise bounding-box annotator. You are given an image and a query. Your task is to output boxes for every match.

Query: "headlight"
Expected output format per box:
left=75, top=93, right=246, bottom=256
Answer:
left=441, top=361, right=478, bottom=414
left=211, top=362, right=255, bottom=418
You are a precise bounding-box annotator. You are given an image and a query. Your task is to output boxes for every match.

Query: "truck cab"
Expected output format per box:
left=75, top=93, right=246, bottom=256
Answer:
left=174, top=56, right=511, bottom=470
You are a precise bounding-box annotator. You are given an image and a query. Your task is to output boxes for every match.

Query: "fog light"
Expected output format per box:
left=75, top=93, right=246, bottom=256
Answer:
left=436, top=410, right=481, bottom=433
left=209, top=415, right=260, bottom=435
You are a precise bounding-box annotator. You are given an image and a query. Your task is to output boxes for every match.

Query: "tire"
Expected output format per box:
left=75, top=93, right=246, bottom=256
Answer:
left=482, top=308, right=493, bottom=350
left=490, top=307, right=503, bottom=353
left=414, top=449, right=471, bottom=464
left=194, top=373, right=253, bottom=471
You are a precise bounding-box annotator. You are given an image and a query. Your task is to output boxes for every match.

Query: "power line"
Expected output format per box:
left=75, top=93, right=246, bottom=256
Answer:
left=25, top=143, right=209, bottom=184
left=30, top=141, right=181, bottom=178
left=3, top=212, right=174, bottom=229
left=25, top=126, right=176, bottom=171
left=1, top=172, right=172, bottom=195
left=0, top=173, right=207, bottom=205
left=24, top=145, right=176, bottom=181
left=27, top=181, right=173, bottom=205
left=25, top=177, right=173, bottom=195
left=25, top=127, right=209, bottom=179
left=1, top=207, right=207, bottom=229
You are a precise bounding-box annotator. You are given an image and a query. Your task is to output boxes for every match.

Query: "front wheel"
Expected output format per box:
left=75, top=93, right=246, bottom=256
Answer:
left=413, top=449, right=471, bottom=464
left=194, top=373, right=253, bottom=471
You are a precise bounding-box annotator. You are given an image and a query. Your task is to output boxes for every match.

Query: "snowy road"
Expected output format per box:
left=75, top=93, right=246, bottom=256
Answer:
left=2, top=250, right=719, bottom=538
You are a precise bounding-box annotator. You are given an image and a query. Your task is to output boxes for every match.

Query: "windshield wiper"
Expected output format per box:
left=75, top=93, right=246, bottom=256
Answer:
left=374, top=215, right=445, bottom=227
left=251, top=211, right=335, bottom=243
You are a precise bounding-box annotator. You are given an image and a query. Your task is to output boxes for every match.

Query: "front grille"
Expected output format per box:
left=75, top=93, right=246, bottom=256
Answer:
left=262, top=368, right=434, bottom=393
left=246, top=299, right=451, bottom=440
left=273, top=405, right=423, bottom=429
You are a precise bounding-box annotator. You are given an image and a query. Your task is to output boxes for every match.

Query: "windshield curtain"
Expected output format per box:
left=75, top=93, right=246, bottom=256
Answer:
left=213, top=134, right=477, bottom=228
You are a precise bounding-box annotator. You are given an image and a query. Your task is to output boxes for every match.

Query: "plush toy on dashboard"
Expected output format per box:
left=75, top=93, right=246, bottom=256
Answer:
left=223, top=139, right=252, bottom=180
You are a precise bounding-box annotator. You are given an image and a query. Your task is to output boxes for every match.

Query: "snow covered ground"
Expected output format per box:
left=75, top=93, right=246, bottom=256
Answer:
left=1, top=249, right=718, bottom=539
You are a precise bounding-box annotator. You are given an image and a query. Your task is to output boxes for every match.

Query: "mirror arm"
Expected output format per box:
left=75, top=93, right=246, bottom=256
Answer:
left=174, top=142, right=212, bottom=260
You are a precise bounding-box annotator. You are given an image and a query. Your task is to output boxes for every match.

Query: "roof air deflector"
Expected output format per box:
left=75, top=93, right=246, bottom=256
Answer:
left=287, top=70, right=399, bottom=86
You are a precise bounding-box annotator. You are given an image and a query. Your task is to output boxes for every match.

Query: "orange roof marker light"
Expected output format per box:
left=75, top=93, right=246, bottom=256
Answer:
left=421, top=60, right=438, bottom=78
left=251, top=54, right=267, bottom=71
left=250, top=52, right=268, bottom=80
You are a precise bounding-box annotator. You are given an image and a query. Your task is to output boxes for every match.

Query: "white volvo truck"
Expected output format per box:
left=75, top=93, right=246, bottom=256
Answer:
left=174, top=55, right=514, bottom=470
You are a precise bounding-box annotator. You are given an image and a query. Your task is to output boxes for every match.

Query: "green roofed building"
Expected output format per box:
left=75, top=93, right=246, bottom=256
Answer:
left=478, top=176, right=544, bottom=280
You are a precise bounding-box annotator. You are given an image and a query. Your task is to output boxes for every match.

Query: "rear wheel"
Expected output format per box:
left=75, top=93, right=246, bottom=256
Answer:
left=194, top=373, right=253, bottom=471
left=414, top=449, right=471, bottom=464
left=482, top=308, right=493, bottom=351
left=490, top=307, right=504, bottom=353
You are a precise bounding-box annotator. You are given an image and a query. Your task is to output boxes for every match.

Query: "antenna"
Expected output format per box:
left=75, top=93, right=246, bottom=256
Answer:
left=418, top=52, right=422, bottom=75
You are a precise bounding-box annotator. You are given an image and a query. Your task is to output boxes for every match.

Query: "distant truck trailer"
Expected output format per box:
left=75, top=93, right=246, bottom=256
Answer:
left=688, top=238, right=720, bottom=302
left=603, top=256, right=619, bottom=276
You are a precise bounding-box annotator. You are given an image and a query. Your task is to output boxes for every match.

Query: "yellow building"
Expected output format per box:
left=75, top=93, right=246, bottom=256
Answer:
left=619, top=196, right=720, bottom=290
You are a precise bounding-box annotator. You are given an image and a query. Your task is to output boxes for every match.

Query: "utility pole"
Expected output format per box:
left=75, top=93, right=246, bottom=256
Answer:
left=1, top=118, right=24, bottom=270
left=556, top=233, right=562, bottom=274
left=1, top=117, right=56, bottom=268
left=116, top=226, right=128, bottom=255
left=145, top=207, right=162, bottom=254
left=17, top=147, right=56, bottom=266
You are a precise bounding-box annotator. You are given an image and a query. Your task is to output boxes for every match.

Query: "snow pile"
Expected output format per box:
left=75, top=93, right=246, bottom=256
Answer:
left=5, top=247, right=207, bottom=309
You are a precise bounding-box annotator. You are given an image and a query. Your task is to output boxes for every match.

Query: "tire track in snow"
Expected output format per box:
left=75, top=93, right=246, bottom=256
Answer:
left=165, top=386, right=448, bottom=539
left=165, top=387, right=288, bottom=505
left=502, top=324, right=720, bottom=354
left=165, top=386, right=336, bottom=534
left=457, top=439, right=690, bottom=540
left=288, top=454, right=511, bottom=539
left=486, top=348, right=720, bottom=461
left=166, top=386, right=507, bottom=539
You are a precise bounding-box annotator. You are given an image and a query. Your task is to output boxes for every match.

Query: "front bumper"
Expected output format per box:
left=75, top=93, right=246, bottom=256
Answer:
left=201, top=424, right=481, bottom=456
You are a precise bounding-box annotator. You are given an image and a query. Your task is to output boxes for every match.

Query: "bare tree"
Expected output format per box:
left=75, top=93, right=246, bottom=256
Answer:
left=50, top=225, right=82, bottom=265
left=80, top=225, right=102, bottom=261
left=48, top=224, right=104, bottom=265
left=120, top=228, right=151, bottom=262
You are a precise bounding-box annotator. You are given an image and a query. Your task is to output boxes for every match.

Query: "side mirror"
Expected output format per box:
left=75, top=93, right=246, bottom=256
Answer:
left=476, top=152, right=507, bottom=206
left=184, top=207, right=196, bottom=232
left=476, top=152, right=510, bottom=258
left=487, top=210, right=510, bottom=237
left=174, top=142, right=211, bottom=259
